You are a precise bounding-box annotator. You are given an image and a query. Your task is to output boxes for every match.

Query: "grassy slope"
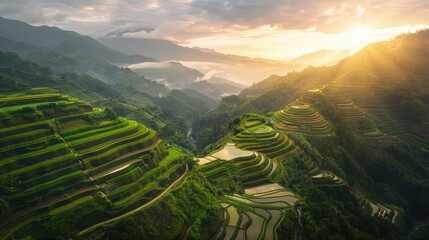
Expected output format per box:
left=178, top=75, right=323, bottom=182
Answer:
left=0, top=89, right=191, bottom=239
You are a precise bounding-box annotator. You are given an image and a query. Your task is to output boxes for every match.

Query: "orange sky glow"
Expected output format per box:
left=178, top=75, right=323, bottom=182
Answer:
left=183, top=25, right=428, bottom=60
left=0, top=0, right=428, bottom=60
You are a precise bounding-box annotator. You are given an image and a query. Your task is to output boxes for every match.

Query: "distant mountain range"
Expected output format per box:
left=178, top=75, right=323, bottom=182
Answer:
left=131, top=61, right=246, bottom=101
left=98, top=37, right=268, bottom=63
left=98, top=37, right=307, bottom=85
left=99, top=37, right=351, bottom=85
left=0, top=17, right=160, bottom=87
left=291, top=49, right=351, bottom=66
left=0, top=17, right=154, bottom=65
left=0, top=17, right=351, bottom=105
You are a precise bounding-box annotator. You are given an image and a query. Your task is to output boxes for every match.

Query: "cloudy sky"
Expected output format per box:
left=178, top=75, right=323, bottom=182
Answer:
left=1, top=0, right=428, bottom=60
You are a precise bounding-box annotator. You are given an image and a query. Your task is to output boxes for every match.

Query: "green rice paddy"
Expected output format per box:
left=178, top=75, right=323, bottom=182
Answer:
left=0, top=89, right=187, bottom=239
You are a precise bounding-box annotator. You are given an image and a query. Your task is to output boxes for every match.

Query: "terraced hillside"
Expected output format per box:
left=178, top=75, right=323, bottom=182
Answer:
left=356, top=194, right=400, bottom=224
left=301, top=156, right=345, bottom=187
left=232, top=124, right=301, bottom=176
left=321, top=78, right=429, bottom=158
left=360, top=128, right=397, bottom=146
left=198, top=144, right=300, bottom=240
left=200, top=117, right=344, bottom=189
left=272, top=103, right=334, bottom=136
left=0, top=88, right=92, bottom=127
left=197, top=119, right=304, bottom=239
left=201, top=143, right=277, bottom=188
left=323, top=85, right=366, bottom=119
left=217, top=183, right=298, bottom=240
left=311, top=83, right=402, bottom=147
left=193, top=31, right=429, bottom=239
left=400, top=122, right=429, bottom=153
left=322, top=80, right=409, bottom=134
left=0, top=88, right=188, bottom=239
left=366, top=107, right=406, bottom=136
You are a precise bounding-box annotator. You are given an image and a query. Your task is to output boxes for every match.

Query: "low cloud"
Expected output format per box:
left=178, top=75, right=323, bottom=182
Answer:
left=195, top=69, right=223, bottom=82
left=105, top=26, right=155, bottom=38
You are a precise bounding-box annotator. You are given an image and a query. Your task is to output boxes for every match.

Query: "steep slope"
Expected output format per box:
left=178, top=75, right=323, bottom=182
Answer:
left=196, top=115, right=302, bottom=239
left=195, top=108, right=413, bottom=239
left=317, top=31, right=429, bottom=153
left=0, top=17, right=154, bottom=65
left=291, top=49, right=350, bottom=66
left=193, top=30, right=429, bottom=152
left=190, top=31, right=429, bottom=239
left=0, top=88, right=189, bottom=239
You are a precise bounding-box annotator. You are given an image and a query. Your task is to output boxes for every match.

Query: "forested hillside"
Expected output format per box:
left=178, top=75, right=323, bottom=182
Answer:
left=188, top=31, right=429, bottom=239
left=0, top=15, right=429, bottom=240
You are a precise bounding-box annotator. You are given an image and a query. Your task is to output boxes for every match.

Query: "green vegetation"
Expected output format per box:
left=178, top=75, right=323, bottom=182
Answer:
left=0, top=90, right=189, bottom=239
left=1, top=26, right=429, bottom=240
left=273, top=102, right=334, bottom=136
left=216, top=183, right=299, bottom=240
left=196, top=121, right=303, bottom=239
left=0, top=50, right=202, bottom=152
left=82, top=172, right=222, bottom=240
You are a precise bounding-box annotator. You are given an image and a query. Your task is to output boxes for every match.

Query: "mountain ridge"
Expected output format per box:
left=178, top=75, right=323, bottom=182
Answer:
left=291, top=49, right=351, bottom=66
left=0, top=17, right=155, bottom=64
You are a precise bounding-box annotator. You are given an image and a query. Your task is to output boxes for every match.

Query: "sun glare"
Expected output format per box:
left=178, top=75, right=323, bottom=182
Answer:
left=345, top=27, right=371, bottom=39
left=347, top=27, right=371, bottom=38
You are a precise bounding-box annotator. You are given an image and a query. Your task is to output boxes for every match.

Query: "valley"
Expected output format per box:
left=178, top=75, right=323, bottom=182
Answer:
left=0, top=12, right=428, bottom=240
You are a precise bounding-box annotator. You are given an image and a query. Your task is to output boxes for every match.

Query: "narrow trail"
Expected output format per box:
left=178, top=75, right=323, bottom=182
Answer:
left=78, top=164, right=189, bottom=236
left=295, top=208, right=305, bottom=240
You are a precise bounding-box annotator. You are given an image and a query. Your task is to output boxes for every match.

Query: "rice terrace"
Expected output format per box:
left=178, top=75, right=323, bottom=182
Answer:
left=1, top=2, right=429, bottom=239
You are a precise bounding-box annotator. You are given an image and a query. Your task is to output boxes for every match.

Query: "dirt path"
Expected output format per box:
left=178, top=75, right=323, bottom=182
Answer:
left=78, top=164, right=189, bottom=236
left=295, top=208, right=305, bottom=240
